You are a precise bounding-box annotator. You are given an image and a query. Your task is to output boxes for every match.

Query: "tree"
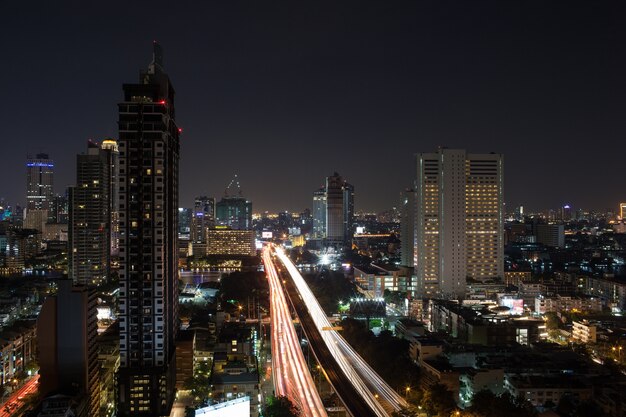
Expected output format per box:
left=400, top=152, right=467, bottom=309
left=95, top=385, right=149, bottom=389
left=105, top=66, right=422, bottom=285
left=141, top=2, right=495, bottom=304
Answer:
left=420, top=384, right=456, bottom=417
left=263, top=396, right=300, bottom=417
left=466, top=390, right=536, bottom=417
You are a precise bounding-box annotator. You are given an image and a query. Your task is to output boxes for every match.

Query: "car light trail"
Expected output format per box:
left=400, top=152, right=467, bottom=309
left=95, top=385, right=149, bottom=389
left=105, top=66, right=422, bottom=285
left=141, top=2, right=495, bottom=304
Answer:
left=263, top=248, right=327, bottom=417
left=274, top=248, right=409, bottom=416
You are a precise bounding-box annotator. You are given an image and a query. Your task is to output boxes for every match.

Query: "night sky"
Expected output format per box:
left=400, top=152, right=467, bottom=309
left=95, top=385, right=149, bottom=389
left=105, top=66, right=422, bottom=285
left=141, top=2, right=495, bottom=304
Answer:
left=2, top=1, right=625, bottom=213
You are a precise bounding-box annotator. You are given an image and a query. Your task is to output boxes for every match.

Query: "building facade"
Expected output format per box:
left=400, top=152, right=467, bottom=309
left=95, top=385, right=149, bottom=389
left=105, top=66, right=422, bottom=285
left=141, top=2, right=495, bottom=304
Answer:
left=69, top=140, right=118, bottom=286
left=26, top=153, right=54, bottom=212
left=312, top=188, right=326, bottom=238
left=415, top=148, right=504, bottom=299
left=400, top=189, right=415, bottom=268
left=207, top=228, right=256, bottom=256
left=216, top=196, right=252, bottom=230
left=117, top=43, right=179, bottom=416
left=38, top=281, right=99, bottom=417
left=325, top=173, right=345, bottom=245
left=191, top=196, right=215, bottom=242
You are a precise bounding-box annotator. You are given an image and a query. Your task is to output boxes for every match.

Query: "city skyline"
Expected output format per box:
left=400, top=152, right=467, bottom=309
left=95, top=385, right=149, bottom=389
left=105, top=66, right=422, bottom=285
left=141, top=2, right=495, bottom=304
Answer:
left=2, top=1, right=625, bottom=212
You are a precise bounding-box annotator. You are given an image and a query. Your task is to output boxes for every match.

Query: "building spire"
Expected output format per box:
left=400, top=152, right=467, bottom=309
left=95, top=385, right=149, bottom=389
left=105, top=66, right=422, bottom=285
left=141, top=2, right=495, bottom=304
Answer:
left=152, top=40, right=163, bottom=67
left=225, top=174, right=242, bottom=197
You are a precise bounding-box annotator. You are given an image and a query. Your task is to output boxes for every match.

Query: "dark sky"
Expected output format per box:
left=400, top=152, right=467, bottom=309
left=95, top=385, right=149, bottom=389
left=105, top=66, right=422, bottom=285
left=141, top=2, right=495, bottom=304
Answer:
left=2, top=1, right=625, bottom=213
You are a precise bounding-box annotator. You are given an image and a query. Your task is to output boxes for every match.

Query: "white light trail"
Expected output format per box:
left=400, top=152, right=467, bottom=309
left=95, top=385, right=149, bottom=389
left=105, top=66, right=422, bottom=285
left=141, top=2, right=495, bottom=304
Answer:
left=274, top=248, right=408, bottom=417
left=263, top=248, right=327, bottom=417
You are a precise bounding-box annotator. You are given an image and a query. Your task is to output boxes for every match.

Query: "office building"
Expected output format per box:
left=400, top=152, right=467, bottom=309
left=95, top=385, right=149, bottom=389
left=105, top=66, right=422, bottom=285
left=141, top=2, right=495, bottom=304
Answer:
left=38, top=280, right=99, bottom=417
left=117, top=43, right=179, bottom=416
left=191, top=196, right=215, bottom=242
left=620, top=203, right=626, bottom=220
left=101, top=139, right=120, bottom=255
left=325, top=173, right=345, bottom=245
left=400, top=189, right=415, bottom=268
left=49, top=193, right=69, bottom=224
left=216, top=196, right=252, bottom=230
left=312, top=187, right=326, bottom=238
left=69, top=140, right=118, bottom=286
left=558, top=204, right=573, bottom=222
left=310, top=174, right=354, bottom=246
left=415, top=148, right=503, bottom=299
left=207, top=228, right=256, bottom=256
left=26, top=153, right=54, bottom=211
left=534, top=223, right=565, bottom=248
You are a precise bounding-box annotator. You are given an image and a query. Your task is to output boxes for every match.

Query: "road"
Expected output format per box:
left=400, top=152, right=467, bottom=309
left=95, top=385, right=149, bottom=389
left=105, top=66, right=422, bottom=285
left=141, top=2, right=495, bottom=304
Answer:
left=0, top=375, right=39, bottom=417
left=263, top=248, right=327, bottom=417
left=278, top=259, right=380, bottom=417
left=274, top=247, right=409, bottom=417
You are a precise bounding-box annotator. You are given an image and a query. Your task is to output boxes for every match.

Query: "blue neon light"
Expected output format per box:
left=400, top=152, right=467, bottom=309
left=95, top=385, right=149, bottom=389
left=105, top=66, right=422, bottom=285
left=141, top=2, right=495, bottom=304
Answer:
left=27, top=163, right=54, bottom=167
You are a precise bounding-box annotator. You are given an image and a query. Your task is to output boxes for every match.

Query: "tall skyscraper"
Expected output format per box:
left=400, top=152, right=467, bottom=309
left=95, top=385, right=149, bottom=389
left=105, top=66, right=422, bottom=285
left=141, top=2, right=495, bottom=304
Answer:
left=68, top=140, right=118, bottom=286
left=102, top=138, right=120, bottom=255
left=400, top=189, right=415, bottom=268
left=191, top=196, right=215, bottom=242
left=38, top=280, right=99, bottom=417
left=325, top=173, right=345, bottom=245
left=49, top=193, right=69, bottom=224
left=26, top=153, right=54, bottom=211
left=312, top=173, right=354, bottom=246
left=216, top=180, right=252, bottom=230
left=312, top=187, right=326, bottom=238
left=415, top=148, right=503, bottom=299
left=117, top=43, right=179, bottom=416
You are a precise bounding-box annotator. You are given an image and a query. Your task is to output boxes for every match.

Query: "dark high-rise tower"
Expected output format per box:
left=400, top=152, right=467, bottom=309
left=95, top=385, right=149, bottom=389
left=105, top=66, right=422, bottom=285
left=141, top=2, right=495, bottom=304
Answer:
left=68, top=140, right=118, bottom=286
left=323, top=173, right=354, bottom=247
left=117, top=43, right=180, bottom=417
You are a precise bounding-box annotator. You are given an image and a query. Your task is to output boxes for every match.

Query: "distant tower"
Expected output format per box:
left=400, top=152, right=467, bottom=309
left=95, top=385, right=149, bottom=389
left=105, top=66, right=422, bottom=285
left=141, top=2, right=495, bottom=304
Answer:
left=101, top=139, right=120, bottom=255
left=68, top=140, right=118, bottom=286
left=26, top=153, right=54, bottom=212
left=117, top=42, right=179, bottom=417
left=216, top=176, right=252, bottom=230
left=415, top=148, right=504, bottom=299
left=323, top=173, right=354, bottom=247
left=312, top=188, right=327, bottom=238
left=325, top=173, right=345, bottom=246
left=191, top=196, right=215, bottom=242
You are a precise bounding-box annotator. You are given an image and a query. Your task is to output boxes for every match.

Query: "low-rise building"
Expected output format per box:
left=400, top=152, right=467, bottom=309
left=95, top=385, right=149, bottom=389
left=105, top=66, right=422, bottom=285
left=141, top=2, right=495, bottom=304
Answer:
left=572, top=320, right=597, bottom=344
left=534, top=295, right=602, bottom=314
left=504, top=375, right=592, bottom=407
left=459, top=368, right=505, bottom=407
left=0, top=320, right=37, bottom=386
left=354, top=264, right=408, bottom=297
left=210, top=353, right=259, bottom=417
left=582, top=275, right=626, bottom=311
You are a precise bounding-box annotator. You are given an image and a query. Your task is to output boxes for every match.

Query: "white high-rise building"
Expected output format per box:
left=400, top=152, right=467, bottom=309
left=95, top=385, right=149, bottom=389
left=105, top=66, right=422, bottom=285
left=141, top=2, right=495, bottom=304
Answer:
left=415, top=148, right=504, bottom=299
